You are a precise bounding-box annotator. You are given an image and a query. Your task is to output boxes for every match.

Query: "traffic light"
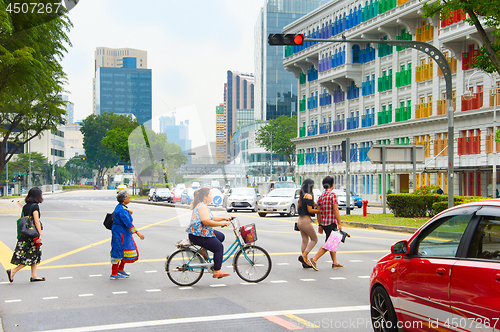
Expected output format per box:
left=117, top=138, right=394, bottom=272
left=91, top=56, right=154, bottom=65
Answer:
left=341, top=140, right=347, bottom=162
left=268, top=33, right=305, bottom=46
left=81, top=157, right=86, bottom=161
left=17, top=175, right=21, bottom=181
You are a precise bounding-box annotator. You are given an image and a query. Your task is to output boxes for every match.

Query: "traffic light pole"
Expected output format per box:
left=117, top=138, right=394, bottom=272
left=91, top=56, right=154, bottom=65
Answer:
left=301, top=38, right=455, bottom=208
left=345, top=137, right=350, bottom=215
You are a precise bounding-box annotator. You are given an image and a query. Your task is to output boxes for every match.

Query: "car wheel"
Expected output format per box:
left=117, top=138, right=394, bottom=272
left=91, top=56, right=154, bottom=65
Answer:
left=227, top=209, right=232, bottom=213
left=288, top=204, right=296, bottom=217
left=258, top=212, right=267, bottom=217
left=370, top=286, right=399, bottom=332
left=252, top=208, right=257, bottom=213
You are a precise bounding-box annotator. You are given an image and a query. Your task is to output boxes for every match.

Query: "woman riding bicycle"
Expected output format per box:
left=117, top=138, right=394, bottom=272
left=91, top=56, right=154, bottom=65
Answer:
left=186, top=187, right=232, bottom=279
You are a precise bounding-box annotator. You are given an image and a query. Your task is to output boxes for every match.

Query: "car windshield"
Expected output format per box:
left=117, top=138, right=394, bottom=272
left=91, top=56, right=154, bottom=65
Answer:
left=157, top=189, right=170, bottom=193
left=274, top=182, right=296, bottom=189
left=267, top=189, right=294, bottom=197
left=232, top=188, right=255, bottom=196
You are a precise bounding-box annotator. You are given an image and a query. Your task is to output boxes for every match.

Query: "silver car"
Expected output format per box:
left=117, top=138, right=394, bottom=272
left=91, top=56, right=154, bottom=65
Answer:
left=257, top=188, right=300, bottom=217
left=225, top=187, right=260, bottom=213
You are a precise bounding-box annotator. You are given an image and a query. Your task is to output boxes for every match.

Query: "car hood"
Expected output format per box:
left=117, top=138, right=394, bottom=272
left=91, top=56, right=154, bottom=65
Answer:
left=229, top=195, right=255, bottom=200
left=260, top=196, right=294, bottom=203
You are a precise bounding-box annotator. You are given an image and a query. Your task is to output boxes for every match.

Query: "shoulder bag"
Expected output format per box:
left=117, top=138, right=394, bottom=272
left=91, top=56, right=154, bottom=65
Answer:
left=103, top=213, right=113, bottom=230
left=18, top=204, right=40, bottom=238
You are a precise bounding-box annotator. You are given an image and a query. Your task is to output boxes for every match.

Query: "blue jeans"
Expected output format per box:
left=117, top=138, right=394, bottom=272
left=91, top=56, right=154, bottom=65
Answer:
left=188, top=230, right=225, bottom=270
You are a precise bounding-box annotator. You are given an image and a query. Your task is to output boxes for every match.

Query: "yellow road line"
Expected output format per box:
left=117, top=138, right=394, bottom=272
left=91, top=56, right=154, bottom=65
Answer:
left=0, top=239, right=14, bottom=270
left=284, top=314, right=320, bottom=328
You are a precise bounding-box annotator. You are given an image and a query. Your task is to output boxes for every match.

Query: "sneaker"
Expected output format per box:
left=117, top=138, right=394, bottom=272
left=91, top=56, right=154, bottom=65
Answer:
left=117, top=270, right=130, bottom=277
left=110, top=274, right=126, bottom=280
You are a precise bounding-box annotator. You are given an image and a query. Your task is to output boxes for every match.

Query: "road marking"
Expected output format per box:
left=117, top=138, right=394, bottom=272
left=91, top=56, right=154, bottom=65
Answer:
left=358, top=276, right=371, bottom=279
left=4, top=299, right=21, bottom=303
left=285, top=314, right=320, bottom=328
left=39, top=305, right=369, bottom=331
left=209, top=284, right=226, bottom=288
left=240, top=283, right=257, bottom=286
left=300, top=279, right=316, bottom=282
left=330, top=277, right=346, bottom=280
left=264, top=315, right=303, bottom=330
left=349, top=260, right=363, bottom=262
left=78, top=294, right=93, bottom=297
left=89, top=274, right=102, bottom=277
left=178, top=287, right=192, bottom=290
left=112, top=291, right=128, bottom=295
left=276, top=263, right=290, bottom=266
left=43, top=296, right=59, bottom=300
left=59, top=276, right=73, bottom=279
left=146, top=289, right=161, bottom=292
left=144, top=270, right=157, bottom=273
left=270, top=280, right=288, bottom=283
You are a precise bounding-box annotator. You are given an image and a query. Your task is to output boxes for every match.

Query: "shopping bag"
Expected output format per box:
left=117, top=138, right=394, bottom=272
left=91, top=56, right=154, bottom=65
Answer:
left=322, top=231, right=343, bottom=252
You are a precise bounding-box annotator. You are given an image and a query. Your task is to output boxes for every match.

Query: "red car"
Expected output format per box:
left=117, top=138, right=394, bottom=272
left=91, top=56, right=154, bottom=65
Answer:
left=171, top=188, right=182, bottom=203
left=370, top=199, right=500, bottom=332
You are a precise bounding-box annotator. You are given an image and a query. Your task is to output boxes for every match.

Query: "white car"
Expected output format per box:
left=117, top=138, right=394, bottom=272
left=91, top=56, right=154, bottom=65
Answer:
left=257, top=188, right=300, bottom=217
left=147, top=188, right=156, bottom=201
left=337, top=193, right=355, bottom=210
left=225, top=187, right=260, bottom=213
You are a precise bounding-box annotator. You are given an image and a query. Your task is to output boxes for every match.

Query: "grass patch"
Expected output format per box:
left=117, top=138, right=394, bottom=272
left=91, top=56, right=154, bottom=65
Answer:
left=342, top=213, right=429, bottom=228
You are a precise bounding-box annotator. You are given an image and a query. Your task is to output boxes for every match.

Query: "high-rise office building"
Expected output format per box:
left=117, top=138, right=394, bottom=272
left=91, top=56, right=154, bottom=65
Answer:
left=254, top=0, right=329, bottom=121
left=159, top=115, right=192, bottom=164
left=215, top=104, right=227, bottom=164
left=62, top=95, right=74, bottom=124
left=93, top=47, right=152, bottom=125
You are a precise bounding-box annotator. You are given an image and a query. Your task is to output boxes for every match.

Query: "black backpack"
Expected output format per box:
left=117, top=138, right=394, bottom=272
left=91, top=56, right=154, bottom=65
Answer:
left=103, top=213, right=113, bottom=230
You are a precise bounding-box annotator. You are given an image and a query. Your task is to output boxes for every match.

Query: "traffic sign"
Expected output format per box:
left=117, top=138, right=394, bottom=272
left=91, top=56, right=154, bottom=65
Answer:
left=13, top=172, right=27, bottom=175
left=213, top=196, right=222, bottom=205
left=366, top=145, right=425, bottom=164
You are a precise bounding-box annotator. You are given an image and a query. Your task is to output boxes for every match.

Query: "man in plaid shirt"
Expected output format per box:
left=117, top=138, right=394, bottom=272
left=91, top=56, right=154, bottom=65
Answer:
left=311, top=176, right=344, bottom=268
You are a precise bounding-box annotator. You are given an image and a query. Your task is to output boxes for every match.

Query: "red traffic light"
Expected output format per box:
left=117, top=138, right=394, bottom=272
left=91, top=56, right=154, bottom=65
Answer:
left=268, top=33, right=305, bottom=46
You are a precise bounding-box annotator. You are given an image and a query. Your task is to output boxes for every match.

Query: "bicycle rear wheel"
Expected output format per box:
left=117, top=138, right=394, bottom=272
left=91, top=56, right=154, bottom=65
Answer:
left=166, top=249, right=204, bottom=286
left=234, top=245, right=272, bottom=283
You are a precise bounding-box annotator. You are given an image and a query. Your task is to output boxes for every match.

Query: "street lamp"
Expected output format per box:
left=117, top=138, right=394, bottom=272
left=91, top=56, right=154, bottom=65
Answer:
left=465, top=71, right=497, bottom=196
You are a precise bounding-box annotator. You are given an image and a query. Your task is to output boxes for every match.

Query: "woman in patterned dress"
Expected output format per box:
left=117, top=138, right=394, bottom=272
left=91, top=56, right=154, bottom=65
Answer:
left=7, top=187, right=45, bottom=283
left=186, top=187, right=232, bottom=279
left=110, top=190, right=144, bottom=279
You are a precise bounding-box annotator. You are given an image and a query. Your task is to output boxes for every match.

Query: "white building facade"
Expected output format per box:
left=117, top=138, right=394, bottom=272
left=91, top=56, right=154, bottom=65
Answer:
left=283, top=0, right=498, bottom=203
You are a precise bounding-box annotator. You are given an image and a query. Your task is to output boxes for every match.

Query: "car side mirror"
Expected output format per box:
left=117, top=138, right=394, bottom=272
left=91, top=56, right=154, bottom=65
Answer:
left=391, top=240, right=409, bottom=255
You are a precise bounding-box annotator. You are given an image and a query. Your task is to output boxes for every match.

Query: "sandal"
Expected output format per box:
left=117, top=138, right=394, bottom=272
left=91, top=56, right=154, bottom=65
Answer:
left=332, top=263, right=344, bottom=268
left=213, top=270, right=230, bottom=279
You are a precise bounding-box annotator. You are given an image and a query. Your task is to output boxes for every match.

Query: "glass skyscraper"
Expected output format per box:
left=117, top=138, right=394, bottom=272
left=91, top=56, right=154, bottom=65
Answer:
left=254, top=0, right=329, bottom=121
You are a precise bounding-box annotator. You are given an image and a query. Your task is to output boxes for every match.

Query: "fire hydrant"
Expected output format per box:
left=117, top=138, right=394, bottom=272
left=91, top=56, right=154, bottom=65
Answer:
left=362, top=200, right=368, bottom=217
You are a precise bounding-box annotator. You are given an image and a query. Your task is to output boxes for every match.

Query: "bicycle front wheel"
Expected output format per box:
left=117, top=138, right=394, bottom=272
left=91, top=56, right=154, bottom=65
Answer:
left=234, top=245, right=272, bottom=283
left=166, top=249, right=204, bottom=286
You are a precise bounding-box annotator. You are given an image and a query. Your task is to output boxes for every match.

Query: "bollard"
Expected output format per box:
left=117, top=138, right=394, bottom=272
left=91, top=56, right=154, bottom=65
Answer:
left=362, top=200, right=368, bottom=217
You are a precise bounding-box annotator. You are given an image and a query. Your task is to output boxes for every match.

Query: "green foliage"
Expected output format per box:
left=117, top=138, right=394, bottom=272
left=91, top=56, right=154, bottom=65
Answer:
left=101, top=116, right=140, bottom=162
left=387, top=193, right=444, bottom=217
left=255, top=115, right=297, bottom=174
left=412, top=185, right=441, bottom=195
left=62, top=185, right=93, bottom=190
left=432, top=195, right=492, bottom=215
left=0, top=1, right=72, bottom=175
left=421, top=0, right=500, bottom=75
left=63, top=155, right=93, bottom=184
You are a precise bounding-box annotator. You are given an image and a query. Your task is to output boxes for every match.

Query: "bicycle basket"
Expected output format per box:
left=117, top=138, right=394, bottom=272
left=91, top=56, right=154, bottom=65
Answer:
left=240, top=223, right=257, bottom=244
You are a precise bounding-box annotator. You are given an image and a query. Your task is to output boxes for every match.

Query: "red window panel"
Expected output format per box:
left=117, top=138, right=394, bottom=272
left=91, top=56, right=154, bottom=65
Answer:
left=458, top=137, right=464, bottom=155
left=469, top=172, right=474, bottom=197
left=477, top=172, right=481, bottom=197
left=472, top=136, right=480, bottom=154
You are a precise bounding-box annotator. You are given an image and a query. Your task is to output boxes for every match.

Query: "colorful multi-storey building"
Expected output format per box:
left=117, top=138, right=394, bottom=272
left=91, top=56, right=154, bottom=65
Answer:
left=283, top=0, right=498, bottom=203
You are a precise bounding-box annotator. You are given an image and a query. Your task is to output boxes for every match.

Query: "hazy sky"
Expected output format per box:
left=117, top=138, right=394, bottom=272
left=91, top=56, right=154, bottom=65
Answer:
left=61, top=0, right=265, bottom=148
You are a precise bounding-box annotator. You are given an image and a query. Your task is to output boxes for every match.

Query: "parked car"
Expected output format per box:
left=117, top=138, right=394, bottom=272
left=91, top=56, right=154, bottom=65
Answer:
left=209, top=188, right=224, bottom=207
left=336, top=193, right=354, bottom=210
left=370, top=199, right=500, bottom=332
left=350, top=191, right=362, bottom=208
left=147, top=188, right=156, bottom=201
left=257, top=188, right=300, bottom=217
left=224, top=187, right=260, bottom=213
left=170, top=188, right=183, bottom=203
left=180, top=188, right=196, bottom=205
left=116, top=184, right=127, bottom=193
left=153, top=188, right=172, bottom=202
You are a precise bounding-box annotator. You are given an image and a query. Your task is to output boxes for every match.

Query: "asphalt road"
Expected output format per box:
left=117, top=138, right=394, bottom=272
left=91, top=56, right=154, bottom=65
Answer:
left=0, top=190, right=414, bottom=332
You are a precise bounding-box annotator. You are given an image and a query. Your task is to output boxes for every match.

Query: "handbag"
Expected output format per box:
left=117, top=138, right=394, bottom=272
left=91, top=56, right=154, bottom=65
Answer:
left=322, top=231, right=343, bottom=252
left=103, top=213, right=113, bottom=230
left=17, top=205, right=40, bottom=238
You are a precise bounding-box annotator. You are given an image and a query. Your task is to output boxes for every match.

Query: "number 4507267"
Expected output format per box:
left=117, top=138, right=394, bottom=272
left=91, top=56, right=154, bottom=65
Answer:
left=6, top=2, right=64, bottom=14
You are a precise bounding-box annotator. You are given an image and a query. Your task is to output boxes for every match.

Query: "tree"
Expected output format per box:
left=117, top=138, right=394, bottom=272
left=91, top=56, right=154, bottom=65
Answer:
left=101, top=117, right=140, bottom=162
left=4, top=152, right=49, bottom=186
left=256, top=115, right=297, bottom=175
left=63, top=155, right=93, bottom=185
left=422, top=0, right=500, bottom=75
left=128, top=125, right=187, bottom=188
left=80, top=113, right=122, bottom=189
left=0, top=1, right=72, bottom=176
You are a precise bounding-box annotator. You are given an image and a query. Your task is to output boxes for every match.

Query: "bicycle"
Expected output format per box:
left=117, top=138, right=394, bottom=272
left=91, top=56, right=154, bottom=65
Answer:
left=165, top=218, right=272, bottom=286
